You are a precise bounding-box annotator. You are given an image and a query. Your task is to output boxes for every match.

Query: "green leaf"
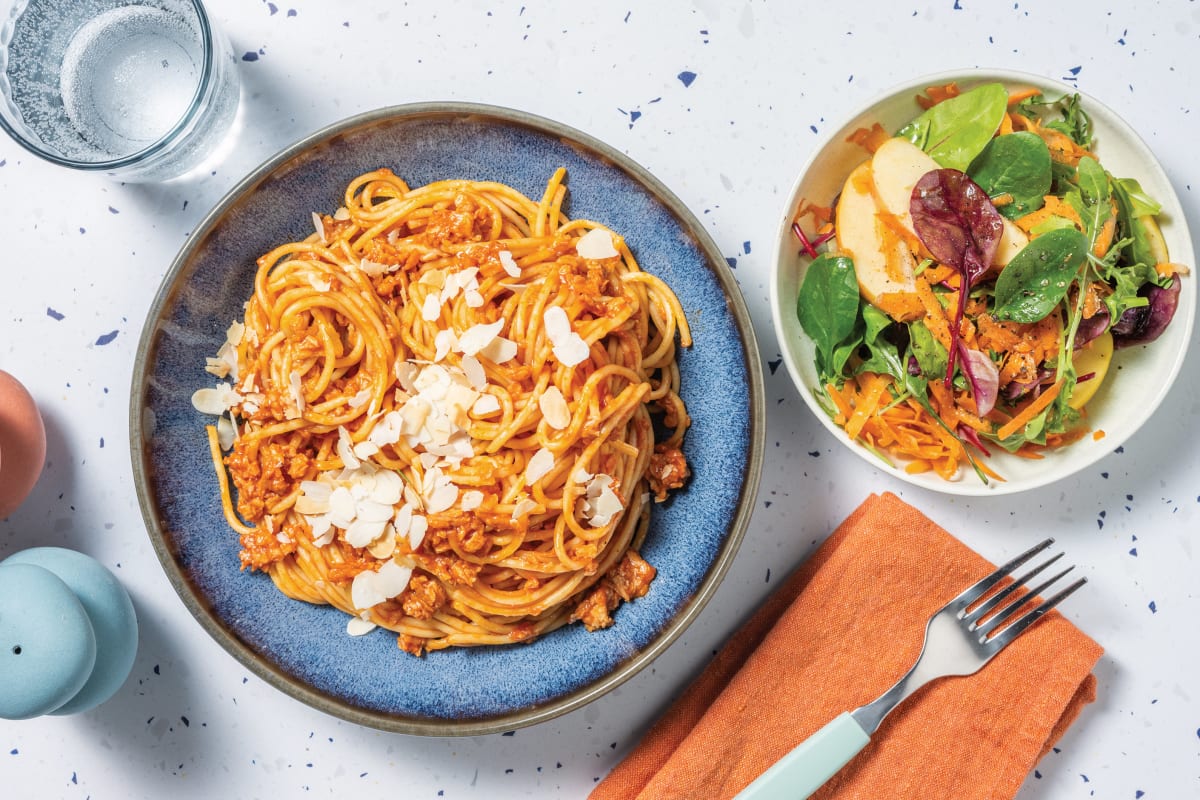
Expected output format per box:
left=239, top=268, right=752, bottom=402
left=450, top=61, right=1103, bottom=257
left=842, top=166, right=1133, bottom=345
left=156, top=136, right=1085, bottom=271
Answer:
left=968, top=132, right=1052, bottom=214
left=908, top=321, right=948, bottom=378
left=796, top=254, right=861, bottom=382
left=856, top=305, right=905, bottom=379
left=1113, top=178, right=1162, bottom=218
left=993, top=227, right=1089, bottom=323
left=1029, top=215, right=1078, bottom=236
left=1075, top=157, right=1110, bottom=207
left=1112, top=178, right=1166, bottom=269
left=896, top=83, right=1009, bottom=171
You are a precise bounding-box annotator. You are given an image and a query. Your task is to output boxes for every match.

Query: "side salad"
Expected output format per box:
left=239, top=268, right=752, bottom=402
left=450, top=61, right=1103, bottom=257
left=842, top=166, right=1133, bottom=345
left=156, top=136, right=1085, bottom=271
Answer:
left=793, top=81, right=1188, bottom=483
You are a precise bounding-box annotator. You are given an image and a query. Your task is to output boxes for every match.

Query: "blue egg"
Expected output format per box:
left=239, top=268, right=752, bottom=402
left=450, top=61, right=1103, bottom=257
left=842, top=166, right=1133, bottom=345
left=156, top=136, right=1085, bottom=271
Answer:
left=1, top=547, right=138, bottom=715
left=0, top=563, right=97, bottom=720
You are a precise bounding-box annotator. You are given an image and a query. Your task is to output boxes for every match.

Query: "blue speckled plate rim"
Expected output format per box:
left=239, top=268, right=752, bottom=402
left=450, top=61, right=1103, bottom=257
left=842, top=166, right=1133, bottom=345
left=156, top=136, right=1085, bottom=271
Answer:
left=129, top=101, right=765, bottom=736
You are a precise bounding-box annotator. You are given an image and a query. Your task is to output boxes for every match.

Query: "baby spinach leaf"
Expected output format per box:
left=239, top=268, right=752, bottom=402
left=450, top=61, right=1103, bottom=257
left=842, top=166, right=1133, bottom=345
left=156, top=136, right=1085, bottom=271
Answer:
left=1075, top=157, right=1110, bottom=206
left=968, top=132, right=1052, bottom=218
left=1113, top=178, right=1161, bottom=218
left=992, top=227, right=1088, bottom=323
left=1065, top=157, right=1112, bottom=252
left=897, top=83, right=1009, bottom=171
left=796, top=254, right=861, bottom=382
left=855, top=305, right=903, bottom=378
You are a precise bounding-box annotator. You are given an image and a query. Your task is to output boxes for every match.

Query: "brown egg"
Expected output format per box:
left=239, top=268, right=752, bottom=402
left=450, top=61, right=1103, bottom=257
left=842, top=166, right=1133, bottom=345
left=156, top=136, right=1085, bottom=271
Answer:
left=0, top=370, right=47, bottom=518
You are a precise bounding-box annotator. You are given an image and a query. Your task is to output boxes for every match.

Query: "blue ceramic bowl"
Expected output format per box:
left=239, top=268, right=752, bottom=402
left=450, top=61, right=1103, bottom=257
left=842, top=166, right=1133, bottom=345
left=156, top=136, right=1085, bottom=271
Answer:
left=130, top=103, right=764, bottom=735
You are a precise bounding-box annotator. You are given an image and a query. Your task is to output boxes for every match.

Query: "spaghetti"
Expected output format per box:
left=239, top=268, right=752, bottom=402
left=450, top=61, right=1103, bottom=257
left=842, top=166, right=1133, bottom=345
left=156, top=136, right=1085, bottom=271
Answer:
left=192, top=168, right=692, bottom=655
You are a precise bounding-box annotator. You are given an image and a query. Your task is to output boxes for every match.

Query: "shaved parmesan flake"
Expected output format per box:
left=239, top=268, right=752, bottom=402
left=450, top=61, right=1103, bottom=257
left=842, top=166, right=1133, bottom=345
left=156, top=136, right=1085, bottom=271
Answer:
left=309, top=276, right=332, bottom=292
left=358, top=259, right=396, bottom=277
left=584, top=474, right=624, bottom=527
left=464, top=289, right=484, bottom=308
left=539, top=386, right=571, bottom=429
left=333, top=206, right=351, bottom=221
left=572, top=467, right=594, bottom=484
left=348, top=389, right=372, bottom=409
left=312, top=212, right=326, bottom=242
left=526, top=447, right=555, bottom=484
left=434, top=329, right=458, bottom=362
left=576, top=227, right=620, bottom=259
left=346, top=617, right=377, bottom=636
left=511, top=496, right=539, bottom=520
left=553, top=335, right=590, bottom=367
left=421, top=294, right=442, bottom=322
left=460, top=355, right=487, bottom=390
left=458, top=318, right=505, bottom=356
left=498, top=250, right=521, bottom=277
left=226, top=320, right=245, bottom=346
left=287, top=371, right=305, bottom=419
left=191, top=383, right=241, bottom=415
left=480, top=336, right=517, bottom=364
left=543, top=306, right=571, bottom=342
left=460, top=490, right=484, bottom=511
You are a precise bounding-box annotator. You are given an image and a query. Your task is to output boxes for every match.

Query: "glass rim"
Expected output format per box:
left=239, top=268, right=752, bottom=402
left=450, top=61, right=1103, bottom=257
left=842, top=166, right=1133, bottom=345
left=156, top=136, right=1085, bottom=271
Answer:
left=0, top=0, right=217, bottom=172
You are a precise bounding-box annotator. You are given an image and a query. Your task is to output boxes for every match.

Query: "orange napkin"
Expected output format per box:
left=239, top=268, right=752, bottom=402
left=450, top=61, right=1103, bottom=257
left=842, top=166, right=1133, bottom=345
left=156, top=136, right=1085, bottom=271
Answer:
left=591, top=492, right=1103, bottom=800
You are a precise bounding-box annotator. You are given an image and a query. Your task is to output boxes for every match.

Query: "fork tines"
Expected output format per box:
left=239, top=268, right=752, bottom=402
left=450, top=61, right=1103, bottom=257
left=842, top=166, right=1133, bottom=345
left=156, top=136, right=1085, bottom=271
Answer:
left=954, top=538, right=1087, bottom=651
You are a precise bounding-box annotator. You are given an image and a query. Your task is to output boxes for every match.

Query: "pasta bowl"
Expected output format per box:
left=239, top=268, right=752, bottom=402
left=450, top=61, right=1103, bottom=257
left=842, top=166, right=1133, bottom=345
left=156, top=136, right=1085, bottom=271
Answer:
left=130, top=103, right=764, bottom=734
left=770, top=69, right=1195, bottom=496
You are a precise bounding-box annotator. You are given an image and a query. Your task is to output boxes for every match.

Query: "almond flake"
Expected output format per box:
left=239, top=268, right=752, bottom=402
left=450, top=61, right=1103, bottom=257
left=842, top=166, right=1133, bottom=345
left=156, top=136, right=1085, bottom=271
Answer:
left=287, top=371, right=305, bottom=418
left=368, top=527, right=398, bottom=559
left=336, top=426, right=360, bottom=470
left=216, top=415, right=236, bottom=450
left=460, top=490, right=484, bottom=511
left=393, top=503, right=414, bottom=538
left=458, top=318, right=505, bottom=356
left=226, top=320, right=245, bottom=346
left=345, top=516, right=388, bottom=548
left=408, top=514, right=428, bottom=549
left=472, top=394, right=501, bottom=416
left=376, top=561, right=413, bottom=599
left=498, top=250, right=521, bottom=277
left=191, top=383, right=241, bottom=415
left=539, top=387, right=571, bottom=429
left=426, top=482, right=459, bottom=513
left=350, top=569, right=385, bottom=610
left=526, top=447, right=555, bottom=484
left=310, top=515, right=334, bottom=546
left=329, top=486, right=357, bottom=527
left=576, top=227, right=620, bottom=260
left=346, top=617, right=377, bottom=636
left=296, top=481, right=333, bottom=515
left=370, top=470, right=404, bottom=505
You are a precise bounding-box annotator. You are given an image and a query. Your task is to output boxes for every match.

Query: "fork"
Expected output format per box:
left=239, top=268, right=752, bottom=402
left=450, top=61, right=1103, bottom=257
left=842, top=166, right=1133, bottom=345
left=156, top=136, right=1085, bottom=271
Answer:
left=734, top=538, right=1086, bottom=800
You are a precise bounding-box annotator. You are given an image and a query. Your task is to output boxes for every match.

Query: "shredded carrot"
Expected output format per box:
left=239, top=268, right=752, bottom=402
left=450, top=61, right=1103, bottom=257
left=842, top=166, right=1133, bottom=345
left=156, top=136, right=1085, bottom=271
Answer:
left=1092, top=429, right=1106, bottom=441
left=825, top=382, right=853, bottom=423
left=1157, top=262, right=1189, bottom=278
left=998, top=113, right=1014, bottom=137
left=794, top=198, right=834, bottom=230
left=915, top=82, right=961, bottom=110
left=1091, top=199, right=1119, bottom=256
left=845, top=372, right=892, bottom=439
left=1014, top=194, right=1084, bottom=234
left=846, top=122, right=890, bottom=154
left=996, top=380, right=1064, bottom=440
left=1006, top=87, right=1042, bottom=106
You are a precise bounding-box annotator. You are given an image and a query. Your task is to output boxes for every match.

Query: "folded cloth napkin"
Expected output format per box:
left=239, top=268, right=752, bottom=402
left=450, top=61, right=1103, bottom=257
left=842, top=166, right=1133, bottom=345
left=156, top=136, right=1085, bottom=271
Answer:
left=590, top=492, right=1103, bottom=800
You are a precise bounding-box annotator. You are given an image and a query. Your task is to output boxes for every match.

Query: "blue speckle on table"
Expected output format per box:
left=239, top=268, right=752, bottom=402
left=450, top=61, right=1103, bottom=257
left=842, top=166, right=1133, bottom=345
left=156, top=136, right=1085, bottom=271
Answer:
left=726, top=257, right=737, bottom=269
left=46, top=307, right=64, bottom=320
left=242, top=51, right=260, bottom=62
left=1136, top=791, right=1145, bottom=798
left=1148, top=601, right=1157, bottom=614
left=107, top=206, right=119, bottom=214
left=71, top=772, right=77, bottom=784
left=95, top=330, right=119, bottom=346
left=268, top=2, right=277, bottom=14
left=9, top=749, right=17, bottom=755
left=287, top=8, right=296, bottom=16
left=678, top=71, right=697, bottom=87
left=1081, top=773, right=1089, bottom=782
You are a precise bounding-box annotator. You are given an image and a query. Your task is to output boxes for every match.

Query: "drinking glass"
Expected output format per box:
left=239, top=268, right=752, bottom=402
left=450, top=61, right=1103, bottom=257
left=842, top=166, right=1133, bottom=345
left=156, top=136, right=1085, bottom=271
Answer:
left=0, top=0, right=240, bottom=181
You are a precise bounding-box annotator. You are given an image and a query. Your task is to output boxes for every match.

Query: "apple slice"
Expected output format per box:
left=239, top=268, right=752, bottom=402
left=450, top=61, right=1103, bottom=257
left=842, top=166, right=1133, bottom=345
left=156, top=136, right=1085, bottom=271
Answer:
left=835, top=161, right=922, bottom=320
left=870, top=137, right=1028, bottom=267
left=1068, top=330, right=1113, bottom=409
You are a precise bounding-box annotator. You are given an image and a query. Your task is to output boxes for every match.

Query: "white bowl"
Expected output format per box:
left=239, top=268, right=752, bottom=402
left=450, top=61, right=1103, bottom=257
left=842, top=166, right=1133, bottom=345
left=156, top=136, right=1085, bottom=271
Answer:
left=770, top=69, right=1195, bottom=495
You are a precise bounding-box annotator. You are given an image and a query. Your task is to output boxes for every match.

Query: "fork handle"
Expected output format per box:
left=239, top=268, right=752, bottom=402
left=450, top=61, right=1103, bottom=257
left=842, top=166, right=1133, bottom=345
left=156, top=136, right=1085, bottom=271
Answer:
left=733, top=712, right=870, bottom=800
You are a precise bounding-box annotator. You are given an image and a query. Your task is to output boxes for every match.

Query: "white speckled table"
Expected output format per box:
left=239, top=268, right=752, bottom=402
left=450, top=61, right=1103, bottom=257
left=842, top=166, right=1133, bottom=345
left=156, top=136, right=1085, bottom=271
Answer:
left=2, top=1, right=1198, bottom=798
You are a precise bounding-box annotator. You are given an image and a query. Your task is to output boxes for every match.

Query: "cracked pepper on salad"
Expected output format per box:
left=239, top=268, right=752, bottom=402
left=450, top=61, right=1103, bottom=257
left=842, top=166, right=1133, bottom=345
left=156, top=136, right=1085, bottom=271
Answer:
left=792, top=81, right=1188, bottom=483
